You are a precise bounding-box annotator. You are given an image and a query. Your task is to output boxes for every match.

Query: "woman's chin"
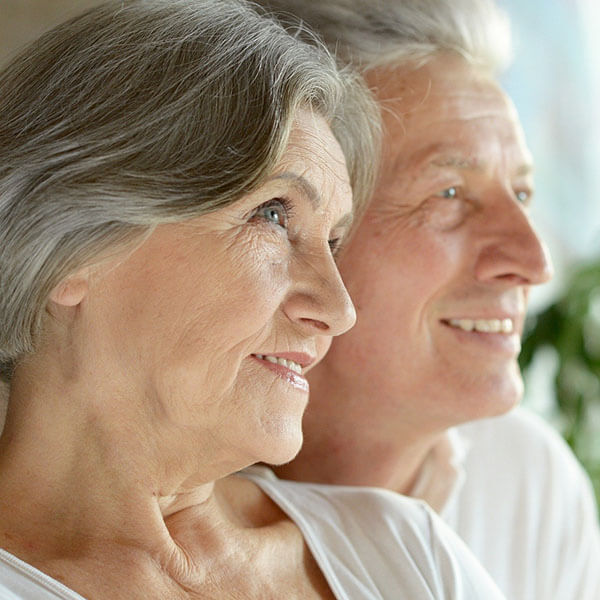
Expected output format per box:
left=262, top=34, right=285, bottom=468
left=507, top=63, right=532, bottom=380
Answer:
left=256, top=425, right=304, bottom=467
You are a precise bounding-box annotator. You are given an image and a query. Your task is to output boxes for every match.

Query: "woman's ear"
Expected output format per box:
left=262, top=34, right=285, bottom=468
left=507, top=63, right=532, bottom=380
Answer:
left=49, top=270, right=90, bottom=307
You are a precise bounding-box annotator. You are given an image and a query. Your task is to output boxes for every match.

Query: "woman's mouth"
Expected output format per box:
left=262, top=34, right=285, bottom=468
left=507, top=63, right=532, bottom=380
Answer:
left=251, top=353, right=310, bottom=392
left=253, top=354, right=303, bottom=374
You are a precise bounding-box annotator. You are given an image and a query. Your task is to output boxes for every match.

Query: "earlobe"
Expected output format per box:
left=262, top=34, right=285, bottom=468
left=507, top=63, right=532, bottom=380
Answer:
left=49, top=272, right=89, bottom=307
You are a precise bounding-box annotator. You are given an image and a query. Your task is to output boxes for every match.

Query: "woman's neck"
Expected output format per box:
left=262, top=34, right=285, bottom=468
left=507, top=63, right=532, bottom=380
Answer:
left=0, top=360, right=334, bottom=599
left=0, top=365, right=234, bottom=570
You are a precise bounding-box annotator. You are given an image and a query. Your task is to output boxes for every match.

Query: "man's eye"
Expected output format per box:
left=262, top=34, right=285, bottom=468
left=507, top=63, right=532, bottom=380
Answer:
left=253, top=199, right=290, bottom=229
left=438, top=186, right=458, bottom=199
left=515, top=190, right=530, bottom=205
left=328, top=238, right=342, bottom=255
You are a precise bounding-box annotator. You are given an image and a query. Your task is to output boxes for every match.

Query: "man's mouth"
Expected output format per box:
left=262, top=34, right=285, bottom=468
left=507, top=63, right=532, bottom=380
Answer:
left=446, top=318, right=514, bottom=334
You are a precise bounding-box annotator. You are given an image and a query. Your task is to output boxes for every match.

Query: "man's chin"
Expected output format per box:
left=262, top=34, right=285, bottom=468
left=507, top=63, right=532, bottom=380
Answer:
left=465, top=374, right=523, bottom=421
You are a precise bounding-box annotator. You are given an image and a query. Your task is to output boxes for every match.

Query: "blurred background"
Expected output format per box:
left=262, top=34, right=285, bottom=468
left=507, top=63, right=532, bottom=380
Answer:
left=0, top=0, right=599, bottom=506
left=498, top=0, right=600, bottom=507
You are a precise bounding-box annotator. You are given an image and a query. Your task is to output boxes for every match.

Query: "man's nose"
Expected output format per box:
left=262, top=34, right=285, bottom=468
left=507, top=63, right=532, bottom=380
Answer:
left=473, top=191, right=554, bottom=286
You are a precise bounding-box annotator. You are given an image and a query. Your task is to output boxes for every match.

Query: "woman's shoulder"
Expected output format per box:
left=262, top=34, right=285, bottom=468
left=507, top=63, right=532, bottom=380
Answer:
left=241, top=465, right=505, bottom=599
left=0, top=548, right=86, bottom=599
left=241, top=464, right=433, bottom=531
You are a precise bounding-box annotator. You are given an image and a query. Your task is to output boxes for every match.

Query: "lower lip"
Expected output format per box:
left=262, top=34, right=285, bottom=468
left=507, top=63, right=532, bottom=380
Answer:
left=441, top=322, right=521, bottom=356
left=252, top=357, right=309, bottom=392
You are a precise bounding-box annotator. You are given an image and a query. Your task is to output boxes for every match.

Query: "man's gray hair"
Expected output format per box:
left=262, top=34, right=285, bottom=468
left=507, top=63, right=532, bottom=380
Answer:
left=0, top=0, right=379, bottom=379
left=257, top=0, right=513, bottom=74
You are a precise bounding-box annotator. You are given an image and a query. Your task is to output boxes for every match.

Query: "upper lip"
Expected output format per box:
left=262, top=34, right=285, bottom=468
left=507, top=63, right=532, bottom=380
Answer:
left=251, top=352, right=316, bottom=369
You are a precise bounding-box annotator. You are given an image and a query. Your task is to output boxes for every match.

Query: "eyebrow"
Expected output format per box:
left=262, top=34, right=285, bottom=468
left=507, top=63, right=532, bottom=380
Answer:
left=334, top=211, right=354, bottom=230
left=267, top=171, right=320, bottom=208
left=429, top=155, right=534, bottom=178
left=430, top=155, right=481, bottom=170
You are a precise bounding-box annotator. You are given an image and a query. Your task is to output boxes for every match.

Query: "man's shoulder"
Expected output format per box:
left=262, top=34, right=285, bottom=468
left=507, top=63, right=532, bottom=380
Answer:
left=447, top=409, right=600, bottom=600
left=457, top=406, right=576, bottom=469
left=452, top=406, right=595, bottom=508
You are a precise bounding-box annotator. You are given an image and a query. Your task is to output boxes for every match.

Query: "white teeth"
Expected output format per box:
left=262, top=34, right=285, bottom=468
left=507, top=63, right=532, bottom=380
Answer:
left=448, top=318, right=514, bottom=334
left=254, top=354, right=302, bottom=374
left=454, top=319, right=475, bottom=331
left=475, top=320, right=494, bottom=333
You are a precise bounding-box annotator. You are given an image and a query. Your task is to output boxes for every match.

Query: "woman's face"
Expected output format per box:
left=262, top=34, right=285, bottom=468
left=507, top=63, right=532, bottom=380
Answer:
left=79, top=111, right=355, bottom=469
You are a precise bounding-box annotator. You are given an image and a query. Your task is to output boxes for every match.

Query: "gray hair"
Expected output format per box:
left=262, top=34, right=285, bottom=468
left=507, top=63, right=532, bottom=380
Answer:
left=256, top=0, right=513, bottom=74
left=0, top=0, right=380, bottom=379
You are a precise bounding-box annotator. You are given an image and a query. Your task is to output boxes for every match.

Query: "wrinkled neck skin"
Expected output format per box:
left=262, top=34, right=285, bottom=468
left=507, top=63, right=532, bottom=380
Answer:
left=274, top=362, right=447, bottom=496
left=0, top=353, right=265, bottom=598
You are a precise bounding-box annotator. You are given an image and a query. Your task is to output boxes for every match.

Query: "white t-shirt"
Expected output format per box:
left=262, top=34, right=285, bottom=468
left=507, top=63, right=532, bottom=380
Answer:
left=0, top=474, right=504, bottom=600
left=411, top=407, right=600, bottom=600
left=0, top=549, right=85, bottom=599
left=241, top=465, right=506, bottom=599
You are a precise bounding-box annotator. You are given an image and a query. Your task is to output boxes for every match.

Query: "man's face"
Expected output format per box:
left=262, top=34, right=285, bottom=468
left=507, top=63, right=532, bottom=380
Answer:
left=311, top=54, right=553, bottom=430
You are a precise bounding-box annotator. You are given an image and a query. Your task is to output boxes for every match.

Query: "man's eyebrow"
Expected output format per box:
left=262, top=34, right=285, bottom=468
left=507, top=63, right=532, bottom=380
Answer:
left=430, top=155, right=483, bottom=170
left=334, top=211, right=354, bottom=231
left=266, top=171, right=320, bottom=208
left=429, top=155, right=534, bottom=177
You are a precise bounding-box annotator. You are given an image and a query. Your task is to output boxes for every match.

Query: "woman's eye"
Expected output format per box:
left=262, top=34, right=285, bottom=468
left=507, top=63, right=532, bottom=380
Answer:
left=438, top=186, right=458, bottom=199
left=515, top=190, right=530, bottom=205
left=252, top=199, right=290, bottom=229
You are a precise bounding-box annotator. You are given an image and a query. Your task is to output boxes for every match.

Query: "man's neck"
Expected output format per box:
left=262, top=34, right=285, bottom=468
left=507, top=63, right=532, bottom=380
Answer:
left=274, top=431, right=441, bottom=496
left=274, top=368, right=448, bottom=495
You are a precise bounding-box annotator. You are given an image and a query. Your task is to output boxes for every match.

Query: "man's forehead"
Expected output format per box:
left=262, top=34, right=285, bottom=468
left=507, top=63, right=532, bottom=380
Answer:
left=369, top=55, right=513, bottom=120
left=380, top=78, right=513, bottom=125
left=385, top=136, right=533, bottom=174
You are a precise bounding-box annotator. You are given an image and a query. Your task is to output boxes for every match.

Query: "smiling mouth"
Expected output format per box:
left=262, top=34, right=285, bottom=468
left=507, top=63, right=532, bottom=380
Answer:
left=445, top=318, right=514, bottom=334
left=253, top=354, right=303, bottom=374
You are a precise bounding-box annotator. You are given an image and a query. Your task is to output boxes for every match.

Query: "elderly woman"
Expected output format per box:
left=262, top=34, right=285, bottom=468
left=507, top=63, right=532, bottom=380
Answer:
left=0, top=1, right=507, bottom=598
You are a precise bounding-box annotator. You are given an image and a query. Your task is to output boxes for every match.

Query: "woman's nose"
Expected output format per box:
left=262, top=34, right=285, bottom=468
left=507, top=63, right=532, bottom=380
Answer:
left=283, top=250, right=356, bottom=338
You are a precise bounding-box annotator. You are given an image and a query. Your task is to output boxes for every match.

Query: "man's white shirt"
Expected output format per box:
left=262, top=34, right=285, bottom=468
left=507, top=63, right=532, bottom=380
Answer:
left=411, top=406, right=600, bottom=599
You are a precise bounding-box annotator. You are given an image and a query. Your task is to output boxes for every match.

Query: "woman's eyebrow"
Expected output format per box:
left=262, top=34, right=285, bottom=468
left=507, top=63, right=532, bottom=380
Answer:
left=267, top=171, right=320, bottom=208
left=267, top=171, right=353, bottom=229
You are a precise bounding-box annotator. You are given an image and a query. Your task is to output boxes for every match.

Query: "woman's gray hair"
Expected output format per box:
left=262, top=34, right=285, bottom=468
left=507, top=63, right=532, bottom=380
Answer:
left=0, top=0, right=379, bottom=380
left=257, top=0, right=513, bottom=74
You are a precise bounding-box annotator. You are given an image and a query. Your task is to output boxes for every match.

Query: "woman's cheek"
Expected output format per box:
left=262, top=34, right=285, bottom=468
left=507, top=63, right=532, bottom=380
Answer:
left=236, top=229, right=292, bottom=288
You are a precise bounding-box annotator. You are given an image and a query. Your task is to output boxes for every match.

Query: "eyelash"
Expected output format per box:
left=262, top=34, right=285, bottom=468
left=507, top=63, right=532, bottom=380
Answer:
left=250, top=197, right=344, bottom=256
left=439, top=186, right=532, bottom=206
left=328, top=238, right=342, bottom=255
left=438, top=186, right=459, bottom=199
left=250, top=198, right=294, bottom=229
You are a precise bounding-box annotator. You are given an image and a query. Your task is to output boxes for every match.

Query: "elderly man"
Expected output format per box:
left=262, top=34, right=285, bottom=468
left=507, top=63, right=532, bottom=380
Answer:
left=257, top=0, right=600, bottom=598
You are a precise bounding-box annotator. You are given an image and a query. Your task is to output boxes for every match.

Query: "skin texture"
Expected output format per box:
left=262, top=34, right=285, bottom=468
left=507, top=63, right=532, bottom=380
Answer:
left=0, top=112, right=351, bottom=599
left=277, top=54, right=553, bottom=493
